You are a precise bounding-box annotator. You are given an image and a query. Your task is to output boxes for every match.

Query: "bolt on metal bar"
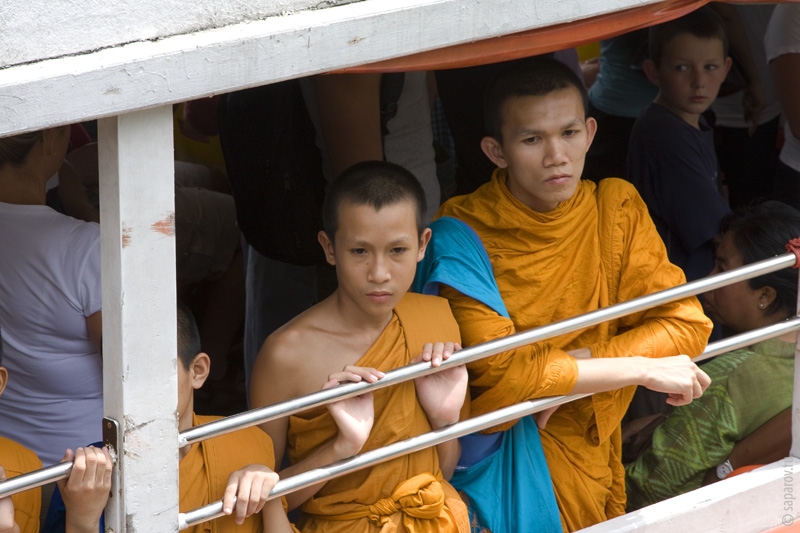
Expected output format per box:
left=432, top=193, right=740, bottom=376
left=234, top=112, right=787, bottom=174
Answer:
left=179, top=252, right=797, bottom=447
left=178, top=316, right=800, bottom=529
left=3, top=256, right=797, bottom=502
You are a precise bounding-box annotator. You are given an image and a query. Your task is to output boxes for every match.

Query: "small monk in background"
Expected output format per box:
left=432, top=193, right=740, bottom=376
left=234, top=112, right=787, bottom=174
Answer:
left=250, top=160, right=470, bottom=532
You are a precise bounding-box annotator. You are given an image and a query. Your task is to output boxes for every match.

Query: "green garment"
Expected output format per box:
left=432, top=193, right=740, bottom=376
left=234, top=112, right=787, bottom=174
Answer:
left=625, top=338, right=794, bottom=510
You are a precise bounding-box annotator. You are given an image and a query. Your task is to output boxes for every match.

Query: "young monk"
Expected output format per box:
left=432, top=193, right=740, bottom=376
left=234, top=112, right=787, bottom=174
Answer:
left=423, top=57, right=713, bottom=531
left=0, top=328, right=112, bottom=533
left=44, top=304, right=297, bottom=533
left=250, top=161, right=470, bottom=532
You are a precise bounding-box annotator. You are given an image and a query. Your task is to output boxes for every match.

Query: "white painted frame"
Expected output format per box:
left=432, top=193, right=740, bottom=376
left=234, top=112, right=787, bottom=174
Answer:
left=1, top=0, right=796, bottom=531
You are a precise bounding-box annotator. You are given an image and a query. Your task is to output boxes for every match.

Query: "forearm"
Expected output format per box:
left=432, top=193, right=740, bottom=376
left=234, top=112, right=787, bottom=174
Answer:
left=571, top=357, right=650, bottom=395
left=279, top=437, right=358, bottom=510
left=261, top=499, right=298, bottom=533
left=436, top=440, right=460, bottom=480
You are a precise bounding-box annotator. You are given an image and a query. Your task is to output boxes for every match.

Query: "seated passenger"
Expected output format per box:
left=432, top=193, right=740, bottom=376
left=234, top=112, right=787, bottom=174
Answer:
left=250, top=161, right=470, bottom=532
left=44, top=304, right=298, bottom=533
left=626, top=201, right=800, bottom=510
left=0, top=128, right=102, bottom=466
left=425, top=57, right=711, bottom=531
left=0, top=328, right=112, bottom=533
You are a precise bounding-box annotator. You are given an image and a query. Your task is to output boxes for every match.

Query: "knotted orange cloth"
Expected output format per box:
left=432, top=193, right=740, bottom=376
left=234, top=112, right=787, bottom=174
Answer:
left=438, top=171, right=712, bottom=532
left=288, top=293, right=469, bottom=532
left=182, top=413, right=298, bottom=533
left=1, top=436, right=41, bottom=533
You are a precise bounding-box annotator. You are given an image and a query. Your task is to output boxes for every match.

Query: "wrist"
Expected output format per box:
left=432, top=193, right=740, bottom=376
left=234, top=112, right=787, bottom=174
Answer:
left=716, top=458, right=735, bottom=480
left=331, top=435, right=363, bottom=460
left=428, top=416, right=459, bottom=430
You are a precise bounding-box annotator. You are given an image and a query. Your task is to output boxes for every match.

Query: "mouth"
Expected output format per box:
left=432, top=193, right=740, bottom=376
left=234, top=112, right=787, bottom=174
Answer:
left=546, top=174, right=571, bottom=184
left=367, top=291, right=392, bottom=302
left=690, top=95, right=707, bottom=104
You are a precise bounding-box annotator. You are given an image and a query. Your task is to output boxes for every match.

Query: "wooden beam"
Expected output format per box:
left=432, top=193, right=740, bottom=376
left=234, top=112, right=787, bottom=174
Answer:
left=98, top=106, right=178, bottom=532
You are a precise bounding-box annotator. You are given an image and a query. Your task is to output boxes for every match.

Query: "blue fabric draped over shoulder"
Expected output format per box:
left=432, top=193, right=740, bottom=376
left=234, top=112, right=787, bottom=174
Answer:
left=413, top=216, right=562, bottom=533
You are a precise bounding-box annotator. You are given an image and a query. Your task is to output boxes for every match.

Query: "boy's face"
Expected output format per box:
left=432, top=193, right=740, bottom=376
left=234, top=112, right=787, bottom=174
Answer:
left=320, top=200, right=431, bottom=321
left=646, top=34, right=732, bottom=127
left=481, top=87, right=596, bottom=213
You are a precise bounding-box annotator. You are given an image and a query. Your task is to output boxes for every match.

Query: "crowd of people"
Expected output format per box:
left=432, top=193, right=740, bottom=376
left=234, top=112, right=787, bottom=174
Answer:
left=1, top=3, right=800, bottom=532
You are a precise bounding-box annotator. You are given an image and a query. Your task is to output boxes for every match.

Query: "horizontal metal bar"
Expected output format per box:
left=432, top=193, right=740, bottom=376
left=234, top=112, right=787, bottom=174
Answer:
left=178, top=320, right=800, bottom=528
left=5, top=257, right=798, bottom=502
left=179, top=252, right=798, bottom=447
left=0, top=462, right=72, bottom=500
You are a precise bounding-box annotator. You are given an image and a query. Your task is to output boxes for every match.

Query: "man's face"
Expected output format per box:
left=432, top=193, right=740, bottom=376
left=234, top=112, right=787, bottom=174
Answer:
left=648, top=34, right=731, bottom=127
left=482, top=87, right=596, bottom=212
left=321, top=200, right=430, bottom=321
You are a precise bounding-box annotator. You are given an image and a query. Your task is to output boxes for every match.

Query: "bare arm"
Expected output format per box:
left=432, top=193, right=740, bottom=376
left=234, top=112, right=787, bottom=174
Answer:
left=60, top=447, right=113, bottom=533
left=86, top=311, right=102, bottom=356
left=702, top=407, right=792, bottom=486
left=250, top=338, right=374, bottom=511
left=0, top=466, right=20, bottom=533
left=313, top=73, right=384, bottom=176
left=770, top=53, right=800, bottom=141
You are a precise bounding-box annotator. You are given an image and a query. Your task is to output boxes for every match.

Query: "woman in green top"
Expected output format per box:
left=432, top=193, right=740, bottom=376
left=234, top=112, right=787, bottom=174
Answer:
left=625, top=201, right=800, bottom=510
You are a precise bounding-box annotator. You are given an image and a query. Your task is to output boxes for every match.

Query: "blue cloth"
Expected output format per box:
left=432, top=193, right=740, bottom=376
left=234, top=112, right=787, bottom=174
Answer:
left=414, top=217, right=561, bottom=533
left=413, top=217, right=508, bottom=318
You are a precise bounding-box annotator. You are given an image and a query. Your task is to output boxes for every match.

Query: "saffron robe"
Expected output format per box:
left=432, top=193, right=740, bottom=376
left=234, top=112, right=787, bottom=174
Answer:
left=438, top=171, right=712, bottom=532
left=287, top=293, right=470, bottom=533
left=45, top=414, right=294, bottom=533
left=183, top=413, right=298, bottom=533
left=1, top=436, right=41, bottom=533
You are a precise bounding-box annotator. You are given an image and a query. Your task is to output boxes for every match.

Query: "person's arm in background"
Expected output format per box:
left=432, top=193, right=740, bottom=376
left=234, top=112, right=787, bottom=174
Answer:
left=712, top=2, right=766, bottom=127
left=314, top=74, right=384, bottom=176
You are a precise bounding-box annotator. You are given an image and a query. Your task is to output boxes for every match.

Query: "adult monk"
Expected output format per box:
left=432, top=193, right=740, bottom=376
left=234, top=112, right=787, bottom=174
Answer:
left=431, top=57, right=713, bottom=531
left=250, top=161, right=470, bottom=532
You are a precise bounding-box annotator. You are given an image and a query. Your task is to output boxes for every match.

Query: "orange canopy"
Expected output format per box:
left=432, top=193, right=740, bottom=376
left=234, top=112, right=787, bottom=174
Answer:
left=340, top=0, right=777, bottom=73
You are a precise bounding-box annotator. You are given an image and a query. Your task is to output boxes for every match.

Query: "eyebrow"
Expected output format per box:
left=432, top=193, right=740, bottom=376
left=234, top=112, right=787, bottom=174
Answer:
left=517, top=118, right=584, bottom=136
left=348, top=236, right=413, bottom=247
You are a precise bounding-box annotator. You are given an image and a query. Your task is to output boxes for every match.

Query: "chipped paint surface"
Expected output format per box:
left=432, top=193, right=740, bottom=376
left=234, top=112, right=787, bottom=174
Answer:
left=1, top=0, right=361, bottom=69
left=121, top=225, right=132, bottom=248
left=150, top=213, right=175, bottom=237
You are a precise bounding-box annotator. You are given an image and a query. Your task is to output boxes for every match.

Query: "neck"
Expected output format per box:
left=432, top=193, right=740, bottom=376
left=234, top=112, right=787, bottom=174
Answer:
left=330, top=290, right=394, bottom=334
left=0, top=168, right=47, bottom=205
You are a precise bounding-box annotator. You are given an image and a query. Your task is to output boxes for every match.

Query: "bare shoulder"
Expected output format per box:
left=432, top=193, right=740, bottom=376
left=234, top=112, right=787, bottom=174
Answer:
left=250, top=302, right=336, bottom=402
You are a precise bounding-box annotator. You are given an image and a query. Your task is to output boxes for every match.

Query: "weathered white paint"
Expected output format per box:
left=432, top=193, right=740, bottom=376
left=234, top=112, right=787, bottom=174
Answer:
left=0, top=0, right=659, bottom=137
left=0, top=0, right=359, bottom=69
left=578, top=458, right=800, bottom=532
left=98, top=106, right=178, bottom=532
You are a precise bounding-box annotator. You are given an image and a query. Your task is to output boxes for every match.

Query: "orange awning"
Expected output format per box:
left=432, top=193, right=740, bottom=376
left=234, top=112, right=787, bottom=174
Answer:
left=340, top=0, right=777, bottom=73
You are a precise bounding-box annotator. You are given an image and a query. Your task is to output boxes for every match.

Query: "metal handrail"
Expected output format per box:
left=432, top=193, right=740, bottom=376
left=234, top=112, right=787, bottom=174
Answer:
left=178, top=252, right=796, bottom=447
left=1, top=254, right=796, bottom=502
left=178, top=316, right=800, bottom=528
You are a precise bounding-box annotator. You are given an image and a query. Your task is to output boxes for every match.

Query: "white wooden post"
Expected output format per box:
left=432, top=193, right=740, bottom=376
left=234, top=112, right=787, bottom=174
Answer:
left=793, top=268, right=800, bottom=459
left=98, top=107, right=179, bottom=532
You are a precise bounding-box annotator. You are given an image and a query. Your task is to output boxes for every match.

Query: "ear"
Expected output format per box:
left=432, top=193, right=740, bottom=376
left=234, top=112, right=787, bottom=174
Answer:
left=643, top=59, right=660, bottom=86
left=584, top=116, right=598, bottom=152
left=722, top=56, right=733, bottom=77
left=416, top=227, right=432, bottom=262
left=318, top=230, right=336, bottom=266
left=0, top=367, right=7, bottom=397
left=189, top=352, right=211, bottom=390
left=480, top=136, right=508, bottom=169
left=759, top=286, right=778, bottom=311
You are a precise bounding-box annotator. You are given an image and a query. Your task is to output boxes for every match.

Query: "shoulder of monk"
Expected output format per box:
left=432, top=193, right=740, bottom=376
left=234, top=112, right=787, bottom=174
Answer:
left=395, top=292, right=451, bottom=314
left=595, top=177, right=641, bottom=207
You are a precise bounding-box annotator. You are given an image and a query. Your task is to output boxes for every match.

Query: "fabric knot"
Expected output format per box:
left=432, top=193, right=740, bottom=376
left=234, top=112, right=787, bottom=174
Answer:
left=785, top=237, right=800, bottom=268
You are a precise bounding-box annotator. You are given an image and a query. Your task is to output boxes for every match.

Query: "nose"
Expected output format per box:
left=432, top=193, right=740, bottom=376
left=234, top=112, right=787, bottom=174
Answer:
left=691, top=69, right=705, bottom=89
left=367, top=254, right=391, bottom=283
left=543, top=139, right=568, bottom=167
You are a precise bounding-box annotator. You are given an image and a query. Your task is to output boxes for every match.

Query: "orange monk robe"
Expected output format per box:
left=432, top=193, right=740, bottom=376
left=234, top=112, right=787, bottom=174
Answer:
left=182, top=413, right=298, bottom=533
left=288, top=293, right=469, bottom=533
left=438, top=171, right=712, bottom=532
left=1, top=436, right=40, bottom=533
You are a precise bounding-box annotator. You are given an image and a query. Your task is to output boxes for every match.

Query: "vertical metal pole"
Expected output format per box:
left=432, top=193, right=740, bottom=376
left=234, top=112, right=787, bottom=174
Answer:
left=792, top=266, right=800, bottom=458
left=98, top=107, right=179, bottom=531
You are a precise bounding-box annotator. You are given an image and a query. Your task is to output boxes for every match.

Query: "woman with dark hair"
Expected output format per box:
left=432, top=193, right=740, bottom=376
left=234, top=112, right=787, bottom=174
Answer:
left=0, top=127, right=103, bottom=467
left=625, top=201, right=800, bottom=510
